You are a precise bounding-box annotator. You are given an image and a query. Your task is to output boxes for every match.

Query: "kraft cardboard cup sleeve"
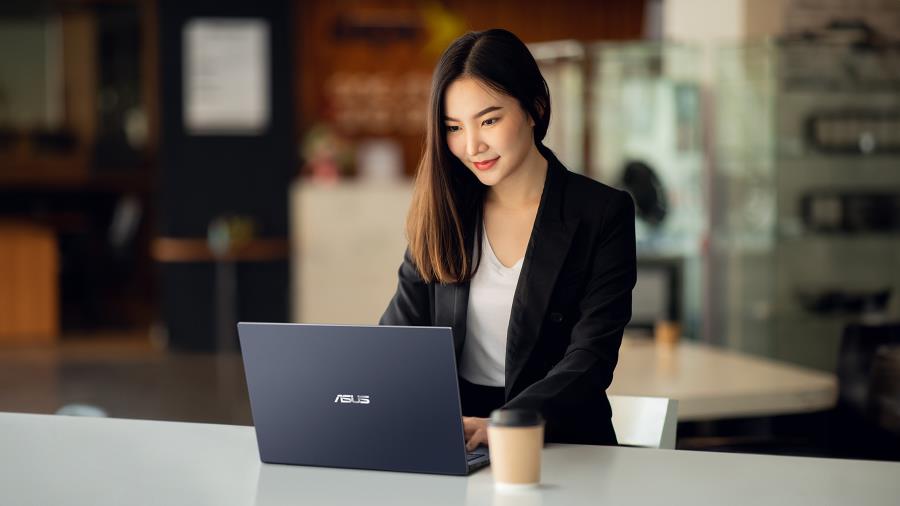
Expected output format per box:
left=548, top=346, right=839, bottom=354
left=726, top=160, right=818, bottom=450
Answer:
left=487, top=409, right=544, bottom=489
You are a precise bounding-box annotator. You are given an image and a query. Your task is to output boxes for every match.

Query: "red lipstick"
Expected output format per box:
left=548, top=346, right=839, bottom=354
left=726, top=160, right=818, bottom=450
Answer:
left=473, top=157, right=499, bottom=171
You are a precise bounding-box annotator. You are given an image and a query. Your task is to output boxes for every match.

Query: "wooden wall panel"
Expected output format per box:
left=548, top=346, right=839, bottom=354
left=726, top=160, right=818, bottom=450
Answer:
left=294, top=0, right=645, bottom=176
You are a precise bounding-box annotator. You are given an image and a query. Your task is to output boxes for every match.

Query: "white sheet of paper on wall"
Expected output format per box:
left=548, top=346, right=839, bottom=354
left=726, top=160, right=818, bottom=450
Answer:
left=183, top=18, right=270, bottom=135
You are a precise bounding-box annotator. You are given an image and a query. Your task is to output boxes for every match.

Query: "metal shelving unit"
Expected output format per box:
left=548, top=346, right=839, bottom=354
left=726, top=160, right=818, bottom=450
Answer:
left=712, top=40, right=900, bottom=371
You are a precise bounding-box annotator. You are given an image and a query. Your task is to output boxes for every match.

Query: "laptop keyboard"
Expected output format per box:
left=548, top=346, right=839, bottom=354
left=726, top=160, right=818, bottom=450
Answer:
left=466, top=452, right=486, bottom=462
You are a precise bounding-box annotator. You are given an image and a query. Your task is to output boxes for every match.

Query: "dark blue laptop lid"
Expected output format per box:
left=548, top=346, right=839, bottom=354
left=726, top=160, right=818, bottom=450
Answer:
left=238, top=323, right=469, bottom=475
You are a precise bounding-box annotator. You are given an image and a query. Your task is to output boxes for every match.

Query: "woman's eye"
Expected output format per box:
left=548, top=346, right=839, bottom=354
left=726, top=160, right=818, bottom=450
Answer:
left=483, top=117, right=499, bottom=127
left=446, top=125, right=460, bottom=133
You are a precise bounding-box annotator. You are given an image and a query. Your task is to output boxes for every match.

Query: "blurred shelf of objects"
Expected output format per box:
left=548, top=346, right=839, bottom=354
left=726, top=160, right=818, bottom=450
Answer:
left=0, top=1, right=160, bottom=341
left=711, top=30, right=900, bottom=372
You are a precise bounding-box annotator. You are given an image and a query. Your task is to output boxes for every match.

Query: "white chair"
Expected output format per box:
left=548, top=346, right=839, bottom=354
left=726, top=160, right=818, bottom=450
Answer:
left=610, top=395, right=678, bottom=449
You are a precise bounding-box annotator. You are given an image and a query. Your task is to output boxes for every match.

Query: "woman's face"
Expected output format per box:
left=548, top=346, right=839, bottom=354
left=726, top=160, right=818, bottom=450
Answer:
left=443, top=77, right=536, bottom=187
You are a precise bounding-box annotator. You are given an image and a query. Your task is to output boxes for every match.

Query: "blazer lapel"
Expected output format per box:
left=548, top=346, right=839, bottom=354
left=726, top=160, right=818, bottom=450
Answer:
left=505, top=151, right=578, bottom=398
left=434, top=282, right=470, bottom=361
left=450, top=282, right=469, bottom=359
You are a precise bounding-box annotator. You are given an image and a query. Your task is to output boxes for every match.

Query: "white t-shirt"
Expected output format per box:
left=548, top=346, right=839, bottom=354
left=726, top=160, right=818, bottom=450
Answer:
left=458, top=224, right=523, bottom=387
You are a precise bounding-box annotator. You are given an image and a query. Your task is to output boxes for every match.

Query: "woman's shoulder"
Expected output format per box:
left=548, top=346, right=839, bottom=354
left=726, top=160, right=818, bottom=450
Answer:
left=562, top=170, right=633, bottom=221
left=542, top=147, right=633, bottom=224
left=564, top=170, right=625, bottom=198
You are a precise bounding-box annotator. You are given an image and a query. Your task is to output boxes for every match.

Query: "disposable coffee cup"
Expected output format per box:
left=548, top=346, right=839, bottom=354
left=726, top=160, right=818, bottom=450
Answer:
left=487, top=409, right=544, bottom=489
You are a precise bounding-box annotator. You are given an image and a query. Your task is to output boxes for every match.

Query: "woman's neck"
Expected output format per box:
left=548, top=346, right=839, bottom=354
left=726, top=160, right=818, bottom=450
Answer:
left=486, top=145, right=548, bottom=209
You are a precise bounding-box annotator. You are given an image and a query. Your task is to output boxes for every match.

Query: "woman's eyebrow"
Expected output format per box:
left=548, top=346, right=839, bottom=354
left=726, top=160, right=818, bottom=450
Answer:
left=443, top=106, right=503, bottom=121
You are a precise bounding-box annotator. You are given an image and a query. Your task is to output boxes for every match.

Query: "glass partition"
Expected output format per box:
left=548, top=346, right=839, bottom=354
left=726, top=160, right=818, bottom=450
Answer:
left=713, top=40, right=900, bottom=370
left=590, top=42, right=706, bottom=340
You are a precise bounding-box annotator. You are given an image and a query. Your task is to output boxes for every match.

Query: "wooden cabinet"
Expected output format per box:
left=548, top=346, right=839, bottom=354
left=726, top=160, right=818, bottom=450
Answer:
left=0, top=221, right=59, bottom=345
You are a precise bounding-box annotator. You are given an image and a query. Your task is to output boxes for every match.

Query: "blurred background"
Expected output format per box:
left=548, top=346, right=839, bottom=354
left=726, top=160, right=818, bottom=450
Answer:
left=1, top=0, right=899, bottom=461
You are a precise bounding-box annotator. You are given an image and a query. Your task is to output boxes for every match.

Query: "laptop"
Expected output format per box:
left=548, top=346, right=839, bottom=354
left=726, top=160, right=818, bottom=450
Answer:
left=237, top=322, right=490, bottom=475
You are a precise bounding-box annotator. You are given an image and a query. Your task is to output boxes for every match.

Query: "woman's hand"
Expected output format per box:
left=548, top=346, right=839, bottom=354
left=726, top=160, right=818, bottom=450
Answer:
left=463, top=416, right=490, bottom=451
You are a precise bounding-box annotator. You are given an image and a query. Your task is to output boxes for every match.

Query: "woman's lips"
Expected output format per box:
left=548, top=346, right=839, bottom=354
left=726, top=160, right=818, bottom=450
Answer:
left=473, top=157, right=499, bottom=170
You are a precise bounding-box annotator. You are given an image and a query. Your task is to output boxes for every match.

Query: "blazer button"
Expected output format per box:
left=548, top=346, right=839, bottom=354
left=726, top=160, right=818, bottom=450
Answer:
left=550, top=312, right=564, bottom=323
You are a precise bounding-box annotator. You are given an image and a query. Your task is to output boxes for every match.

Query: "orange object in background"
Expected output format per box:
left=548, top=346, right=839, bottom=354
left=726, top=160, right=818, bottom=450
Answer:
left=0, top=221, right=59, bottom=345
left=654, top=320, right=682, bottom=346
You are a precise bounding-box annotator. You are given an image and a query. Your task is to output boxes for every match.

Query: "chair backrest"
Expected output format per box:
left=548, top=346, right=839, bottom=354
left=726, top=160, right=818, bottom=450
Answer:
left=610, top=395, right=678, bottom=449
left=838, top=323, right=900, bottom=415
left=834, top=323, right=900, bottom=458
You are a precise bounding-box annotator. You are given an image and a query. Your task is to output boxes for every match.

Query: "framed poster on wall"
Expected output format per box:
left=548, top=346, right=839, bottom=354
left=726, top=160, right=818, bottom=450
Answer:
left=183, top=18, right=270, bottom=135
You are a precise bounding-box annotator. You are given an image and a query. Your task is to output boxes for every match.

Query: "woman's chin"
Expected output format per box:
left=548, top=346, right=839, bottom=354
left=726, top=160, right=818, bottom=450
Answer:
left=471, top=169, right=502, bottom=187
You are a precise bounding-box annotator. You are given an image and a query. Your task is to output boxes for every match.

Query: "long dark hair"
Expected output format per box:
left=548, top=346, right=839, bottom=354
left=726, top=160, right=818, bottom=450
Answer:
left=406, top=28, right=551, bottom=284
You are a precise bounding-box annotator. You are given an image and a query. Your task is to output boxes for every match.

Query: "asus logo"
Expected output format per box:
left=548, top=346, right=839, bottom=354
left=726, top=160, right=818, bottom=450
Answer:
left=334, top=394, right=370, bottom=405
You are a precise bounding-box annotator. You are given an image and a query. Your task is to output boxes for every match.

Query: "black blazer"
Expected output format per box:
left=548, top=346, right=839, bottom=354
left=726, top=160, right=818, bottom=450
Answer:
left=380, top=148, right=636, bottom=445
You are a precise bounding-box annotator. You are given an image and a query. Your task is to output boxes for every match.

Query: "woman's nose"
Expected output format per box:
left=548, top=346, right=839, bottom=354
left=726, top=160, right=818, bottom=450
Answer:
left=465, top=131, right=486, bottom=157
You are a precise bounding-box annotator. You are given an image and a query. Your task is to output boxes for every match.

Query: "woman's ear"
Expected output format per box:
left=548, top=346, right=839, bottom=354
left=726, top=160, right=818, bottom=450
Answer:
left=532, top=100, right=546, bottom=126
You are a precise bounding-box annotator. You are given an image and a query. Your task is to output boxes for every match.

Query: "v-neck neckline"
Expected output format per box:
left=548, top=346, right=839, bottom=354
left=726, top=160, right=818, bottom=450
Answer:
left=482, top=222, right=524, bottom=271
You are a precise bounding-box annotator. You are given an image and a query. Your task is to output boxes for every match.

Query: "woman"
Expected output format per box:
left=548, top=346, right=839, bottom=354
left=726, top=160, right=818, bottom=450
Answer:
left=380, top=29, right=636, bottom=450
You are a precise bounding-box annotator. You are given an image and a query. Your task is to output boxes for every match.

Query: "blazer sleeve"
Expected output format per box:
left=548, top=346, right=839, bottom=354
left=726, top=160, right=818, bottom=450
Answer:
left=503, top=190, right=636, bottom=444
left=379, top=248, right=431, bottom=326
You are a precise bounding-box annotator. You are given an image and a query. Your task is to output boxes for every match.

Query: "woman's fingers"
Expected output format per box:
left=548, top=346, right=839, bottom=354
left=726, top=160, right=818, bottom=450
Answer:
left=462, top=416, right=477, bottom=436
left=465, top=427, right=487, bottom=451
left=462, top=417, right=490, bottom=451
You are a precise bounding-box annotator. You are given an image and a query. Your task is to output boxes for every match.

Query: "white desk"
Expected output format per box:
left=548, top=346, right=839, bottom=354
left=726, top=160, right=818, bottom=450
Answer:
left=609, top=338, right=838, bottom=421
left=2, top=412, right=897, bottom=506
